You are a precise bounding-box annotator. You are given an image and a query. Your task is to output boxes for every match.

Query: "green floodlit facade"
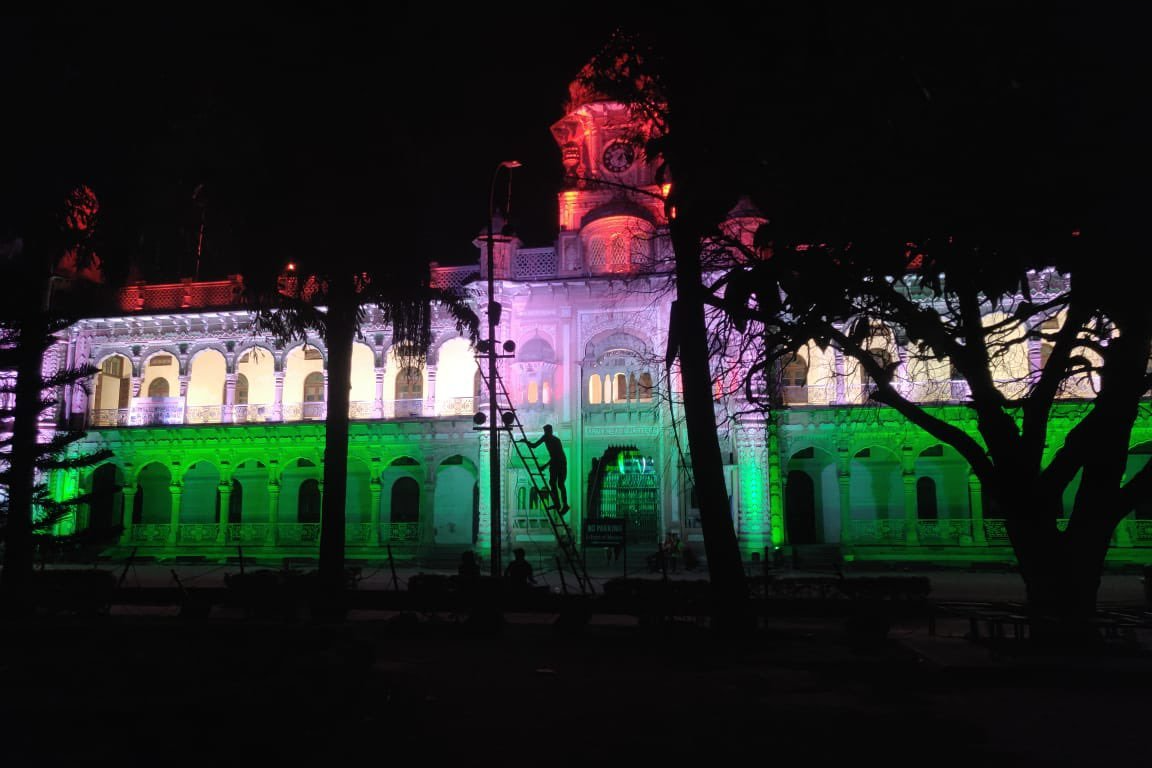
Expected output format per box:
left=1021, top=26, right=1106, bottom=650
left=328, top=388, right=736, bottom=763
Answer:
left=40, top=82, right=1152, bottom=569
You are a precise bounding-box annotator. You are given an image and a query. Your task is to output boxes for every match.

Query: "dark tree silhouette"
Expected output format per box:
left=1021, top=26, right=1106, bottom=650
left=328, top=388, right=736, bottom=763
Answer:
left=587, top=7, right=1150, bottom=640
left=0, top=185, right=115, bottom=614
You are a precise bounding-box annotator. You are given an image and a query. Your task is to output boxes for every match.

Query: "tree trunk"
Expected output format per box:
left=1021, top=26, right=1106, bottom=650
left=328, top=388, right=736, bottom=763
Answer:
left=317, top=295, right=355, bottom=617
left=0, top=311, right=47, bottom=616
left=671, top=228, right=748, bottom=629
left=1010, top=511, right=1111, bottom=648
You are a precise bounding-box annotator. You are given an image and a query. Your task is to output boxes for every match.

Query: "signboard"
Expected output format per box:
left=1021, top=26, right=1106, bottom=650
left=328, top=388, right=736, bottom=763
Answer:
left=584, top=519, right=626, bottom=547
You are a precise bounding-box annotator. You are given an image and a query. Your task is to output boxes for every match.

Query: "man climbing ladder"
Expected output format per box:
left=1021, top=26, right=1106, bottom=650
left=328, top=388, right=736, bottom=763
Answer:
left=522, top=424, right=569, bottom=515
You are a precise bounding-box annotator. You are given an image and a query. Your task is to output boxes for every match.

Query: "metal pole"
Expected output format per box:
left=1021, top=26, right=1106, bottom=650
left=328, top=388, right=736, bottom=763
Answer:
left=486, top=207, right=501, bottom=578
left=486, top=160, right=521, bottom=579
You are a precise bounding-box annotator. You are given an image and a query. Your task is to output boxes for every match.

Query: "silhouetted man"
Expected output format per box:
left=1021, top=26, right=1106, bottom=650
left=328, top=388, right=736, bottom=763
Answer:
left=524, top=424, right=568, bottom=515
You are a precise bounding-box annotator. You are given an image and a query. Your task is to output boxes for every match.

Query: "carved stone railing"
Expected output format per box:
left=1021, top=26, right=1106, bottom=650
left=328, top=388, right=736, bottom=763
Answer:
left=849, top=519, right=906, bottom=544
left=227, top=523, right=270, bottom=545
left=385, top=522, right=420, bottom=543
left=346, top=523, right=375, bottom=545
left=1130, top=520, right=1152, bottom=545
left=439, top=397, right=476, bottom=417
left=983, top=519, right=1010, bottom=545
left=277, top=523, right=321, bottom=545
left=91, top=408, right=130, bottom=427
left=384, top=399, right=424, bottom=419
left=232, top=403, right=271, bottom=423
left=178, top=524, right=219, bottom=544
left=282, top=403, right=303, bottom=421
left=130, top=524, right=171, bottom=543
left=349, top=401, right=375, bottom=420
left=511, top=247, right=558, bottom=280
left=301, top=402, right=326, bottom=420
left=430, top=264, right=480, bottom=290
left=916, top=519, right=972, bottom=545
left=129, top=398, right=185, bottom=426
left=186, top=405, right=222, bottom=424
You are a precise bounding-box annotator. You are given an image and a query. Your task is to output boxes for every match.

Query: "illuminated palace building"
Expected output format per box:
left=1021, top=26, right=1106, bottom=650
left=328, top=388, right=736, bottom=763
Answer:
left=46, top=78, right=1152, bottom=569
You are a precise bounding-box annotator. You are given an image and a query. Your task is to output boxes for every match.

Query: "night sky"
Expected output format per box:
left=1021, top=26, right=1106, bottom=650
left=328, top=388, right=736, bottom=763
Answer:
left=2, top=6, right=1144, bottom=283
left=1, top=8, right=661, bottom=280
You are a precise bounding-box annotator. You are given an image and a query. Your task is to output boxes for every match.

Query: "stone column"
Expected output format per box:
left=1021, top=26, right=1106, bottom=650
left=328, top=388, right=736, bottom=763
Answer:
left=374, top=367, right=385, bottom=419
left=223, top=373, right=237, bottom=424
left=425, top=364, right=437, bottom=417
left=903, top=472, right=919, bottom=545
left=369, top=479, right=382, bottom=546
left=120, top=485, right=137, bottom=545
left=167, top=483, right=183, bottom=546
left=178, top=373, right=189, bottom=398
left=968, top=473, right=987, bottom=546
left=267, top=481, right=281, bottom=546
left=322, top=370, right=330, bottom=420
left=838, top=473, right=852, bottom=546
left=216, top=481, right=232, bottom=545
left=271, top=371, right=285, bottom=421
left=423, top=479, right=436, bottom=546
left=766, top=415, right=785, bottom=549
left=832, top=349, right=846, bottom=404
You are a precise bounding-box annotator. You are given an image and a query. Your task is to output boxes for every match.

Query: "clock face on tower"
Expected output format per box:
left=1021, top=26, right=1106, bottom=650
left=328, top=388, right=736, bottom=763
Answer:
left=601, top=141, right=636, bottom=173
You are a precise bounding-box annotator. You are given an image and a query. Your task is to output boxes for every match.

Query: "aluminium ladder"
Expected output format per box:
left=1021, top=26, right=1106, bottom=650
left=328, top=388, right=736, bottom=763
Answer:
left=475, top=355, right=594, bottom=594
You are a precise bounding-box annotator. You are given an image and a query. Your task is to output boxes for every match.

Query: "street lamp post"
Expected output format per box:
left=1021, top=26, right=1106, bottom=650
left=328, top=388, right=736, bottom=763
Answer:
left=486, top=159, right=521, bottom=578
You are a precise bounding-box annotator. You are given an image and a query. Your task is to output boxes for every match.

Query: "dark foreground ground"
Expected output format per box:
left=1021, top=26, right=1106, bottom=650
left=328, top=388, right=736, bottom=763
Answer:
left=3, top=566, right=1151, bottom=765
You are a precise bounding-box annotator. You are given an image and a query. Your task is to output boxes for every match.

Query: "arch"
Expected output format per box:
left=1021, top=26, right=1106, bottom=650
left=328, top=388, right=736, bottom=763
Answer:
left=87, top=463, right=124, bottom=532
left=228, top=478, right=243, bottom=524
left=140, top=351, right=178, bottom=400
left=585, top=329, right=652, bottom=363
left=345, top=458, right=372, bottom=526
left=389, top=476, right=420, bottom=524
left=349, top=341, right=375, bottom=406
left=579, top=213, right=656, bottom=274
left=394, top=366, right=423, bottom=417
left=435, top=337, right=477, bottom=416
left=982, top=310, right=1030, bottom=398
left=180, top=461, right=220, bottom=524
left=303, top=371, right=325, bottom=402
left=785, top=447, right=840, bottom=543
left=848, top=445, right=902, bottom=523
left=297, top=479, right=321, bottom=524
left=187, top=348, right=227, bottom=422
left=235, top=373, right=250, bottom=405
left=235, top=346, right=275, bottom=419
left=518, top=337, right=556, bottom=363
left=588, top=373, right=603, bottom=404
left=784, top=470, right=819, bottom=544
left=134, top=462, right=172, bottom=525
left=433, top=456, right=478, bottom=545
left=782, top=353, right=809, bottom=405
left=905, top=341, right=953, bottom=402
left=913, top=444, right=969, bottom=520
left=916, top=477, right=938, bottom=520
left=1126, top=443, right=1152, bottom=519
left=232, top=460, right=270, bottom=523
left=91, top=353, right=131, bottom=423
left=283, top=344, right=325, bottom=420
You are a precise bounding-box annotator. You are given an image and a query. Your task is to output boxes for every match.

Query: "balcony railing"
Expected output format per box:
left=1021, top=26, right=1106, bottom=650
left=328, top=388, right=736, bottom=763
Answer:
left=848, top=519, right=906, bottom=544
left=232, top=403, right=271, bottom=423
left=186, top=405, right=222, bottom=424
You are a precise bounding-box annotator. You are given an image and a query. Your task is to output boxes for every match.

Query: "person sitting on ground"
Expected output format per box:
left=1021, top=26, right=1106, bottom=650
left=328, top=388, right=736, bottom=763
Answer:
left=504, top=547, right=536, bottom=590
left=458, top=550, right=481, bottom=580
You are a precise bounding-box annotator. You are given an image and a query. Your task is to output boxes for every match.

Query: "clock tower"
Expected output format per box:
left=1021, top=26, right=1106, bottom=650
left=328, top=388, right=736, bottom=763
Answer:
left=550, top=64, right=669, bottom=277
